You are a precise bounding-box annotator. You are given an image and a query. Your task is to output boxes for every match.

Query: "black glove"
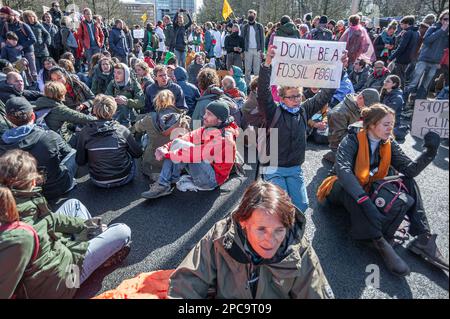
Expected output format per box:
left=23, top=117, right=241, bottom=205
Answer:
left=423, top=131, right=440, bottom=156
left=358, top=195, right=386, bottom=231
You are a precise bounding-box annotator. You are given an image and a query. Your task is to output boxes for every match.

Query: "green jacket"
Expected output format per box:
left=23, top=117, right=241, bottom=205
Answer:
left=34, top=96, right=96, bottom=141
left=168, top=212, right=334, bottom=299
left=0, top=188, right=89, bottom=299
left=105, top=77, right=144, bottom=110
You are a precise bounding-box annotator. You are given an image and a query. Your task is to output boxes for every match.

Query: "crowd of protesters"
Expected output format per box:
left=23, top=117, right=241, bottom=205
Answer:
left=0, top=1, right=448, bottom=299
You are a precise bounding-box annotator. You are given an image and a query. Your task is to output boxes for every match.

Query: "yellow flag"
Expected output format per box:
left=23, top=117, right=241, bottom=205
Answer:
left=141, top=12, right=147, bottom=23
left=222, top=0, right=233, bottom=20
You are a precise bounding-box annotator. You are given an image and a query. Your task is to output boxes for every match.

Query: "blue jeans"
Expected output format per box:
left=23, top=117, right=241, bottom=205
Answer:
left=262, top=166, right=309, bottom=213
left=404, top=61, right=440, bottom=102
left=61, top=148, right=77, bottom=193
left=55, top=199, right=131, bottom=284
left=91, top=159, right=136, bottom=189
left=159, top=159, right=217, bottom=190
left=174, top=49, right=186, bottom=68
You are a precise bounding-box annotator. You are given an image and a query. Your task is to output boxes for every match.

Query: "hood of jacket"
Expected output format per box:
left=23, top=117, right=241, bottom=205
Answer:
left=231, top=65, right=244, bottom=78
left=153, top=106, right=185, bottom=132
left=174, top=66, right=188, bottom=82
left=198, top=85, right=224, bottom=100
left=276, top=22, right=298, bottom=37
left=115, top=63, right=130, bottom=87
left=84, top=120, right=117, bottom=137
left=1, top=124, right=41, bottom=150
left=34, top=96, right=63, bottom=110
left=215, top=209, right=306, bottom=267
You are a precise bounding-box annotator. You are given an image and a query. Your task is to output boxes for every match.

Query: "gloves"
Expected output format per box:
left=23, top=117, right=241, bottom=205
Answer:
left=74, top=217, right=105, bottom=241
left=423, top=131, right=440, bottom=156
left=358, top=195, right=386, bottom=231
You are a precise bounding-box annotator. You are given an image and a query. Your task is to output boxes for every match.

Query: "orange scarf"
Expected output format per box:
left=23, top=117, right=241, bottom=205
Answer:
left=317, top=130, right=391, bottom=202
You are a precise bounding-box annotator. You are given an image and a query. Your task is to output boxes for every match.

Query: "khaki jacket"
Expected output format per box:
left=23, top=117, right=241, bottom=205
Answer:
left=168, top=212, right=334, bottom=299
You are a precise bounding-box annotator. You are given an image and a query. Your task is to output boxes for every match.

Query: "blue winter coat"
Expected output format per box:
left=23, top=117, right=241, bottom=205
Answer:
left=418, top=22, right=449, bottom=64
left=204, top=30, right=215, bottom=58
left=231, top=66, right=247, bottom=95
left=332, top=73, right=355, bottom=103
left=174, top=67, right=200, bottom=115
left=109, top=27, right=129, bottom=57
left=1, top=21, right=36, bottom=53
left=388, top=26, right=419, bottom=64
left=144, top=80, right=187, bottom=113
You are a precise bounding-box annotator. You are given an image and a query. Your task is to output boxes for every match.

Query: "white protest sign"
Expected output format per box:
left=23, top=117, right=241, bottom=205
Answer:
left=411, top=99, right=449, bottom=138
left=133, top=29, right=145, bottom=39
left=270, top=37, right=346, bottom=89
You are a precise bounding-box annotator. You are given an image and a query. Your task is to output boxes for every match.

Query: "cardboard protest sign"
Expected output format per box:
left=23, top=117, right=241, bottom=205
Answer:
left=270, top=37, right=346, bottom=89
left=411, top=99, right=449, bottom=138
left=133, top=29, right=145, bottom=39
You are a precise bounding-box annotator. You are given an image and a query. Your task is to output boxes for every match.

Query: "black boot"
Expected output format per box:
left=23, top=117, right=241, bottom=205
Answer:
left=372, top=237, right=411, bottom=276
left=408, top=233, right=449, bottom=271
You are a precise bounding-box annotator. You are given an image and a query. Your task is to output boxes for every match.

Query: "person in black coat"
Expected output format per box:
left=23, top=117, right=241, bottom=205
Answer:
left=224, top=24, right=244, bottom=69
left=319, top=104, right=448, bottom=276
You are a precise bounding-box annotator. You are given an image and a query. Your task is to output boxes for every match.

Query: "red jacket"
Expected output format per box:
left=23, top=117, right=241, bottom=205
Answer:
left=162, top=122, right=239, bottom=185
left=77, top=20, right=104, bottom=50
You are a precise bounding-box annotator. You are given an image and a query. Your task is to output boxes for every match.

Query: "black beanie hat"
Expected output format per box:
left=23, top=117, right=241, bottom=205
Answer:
left=206, top=101, right=230, bottom=122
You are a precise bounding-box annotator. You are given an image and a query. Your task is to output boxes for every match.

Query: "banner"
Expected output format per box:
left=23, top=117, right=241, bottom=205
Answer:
left=411, top=99, right=449, bottom=138
left=270, top=37, right=346, bottom=89
left=133, top=29, right=145, bottom=39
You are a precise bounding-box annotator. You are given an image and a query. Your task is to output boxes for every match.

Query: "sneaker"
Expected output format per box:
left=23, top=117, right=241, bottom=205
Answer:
left=407, top=233, right=449, bottom=271
left=322, top=151, right=336, bottom=164
left=141, top=183, right=173, bottom=199
left=101, top=243, right=131, bottom=268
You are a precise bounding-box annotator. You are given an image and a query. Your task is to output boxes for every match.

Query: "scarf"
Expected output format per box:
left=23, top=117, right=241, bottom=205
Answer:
left=316, top=129, right=391, bottom=202
left=380, top=30, right=394, bottom=57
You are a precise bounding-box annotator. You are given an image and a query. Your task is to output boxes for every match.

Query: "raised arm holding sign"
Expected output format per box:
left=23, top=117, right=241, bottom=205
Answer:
left=268, top=37, right=347, bottom=89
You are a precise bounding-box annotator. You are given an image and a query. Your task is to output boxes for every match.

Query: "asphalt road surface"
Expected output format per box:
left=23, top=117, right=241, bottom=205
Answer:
left=60, top=134, right=448, bottom=299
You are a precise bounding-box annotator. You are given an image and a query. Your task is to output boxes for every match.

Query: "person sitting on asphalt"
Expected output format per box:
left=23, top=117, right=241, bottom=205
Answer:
left=144, top=64, right=187, bottom=113
left=76, top=95, right=143, bottom=189
left=105, top=62, right=144, bottom=127
left=324, top=88, right=380, bottom=164
left=134, top=60, right=154, bottom=93
left=34, top=81, right=96, bottom=144
left=168, top=180, right=334, bottom=299
left=0, top=97, right=77, bottom=200
left=49, top=66, right=95, bottom=112
left=362, top=60, right=390, bottom=92
left=0, top=149, right=132, bottom=299
left=0, top=72, right=42, bottom=105
left=133, top=89, right=191, bottom=182
left=91, top=56, right=115, bottom=95
left=317, top=104, right=448, bottom=276
left=348, top=58, right=371, bottom=93
left=141, top=100, right=239, bottom=199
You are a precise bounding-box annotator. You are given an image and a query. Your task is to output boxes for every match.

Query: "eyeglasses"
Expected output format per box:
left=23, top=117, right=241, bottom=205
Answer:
left=284, top=95, right=302, bottom=100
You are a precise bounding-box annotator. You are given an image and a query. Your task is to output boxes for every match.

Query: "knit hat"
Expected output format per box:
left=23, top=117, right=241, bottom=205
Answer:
left=5, top=97, right=34, bottom=114
left=206, top=101, right=230, bottom=122
left=319, top=15, right=328, bottom=25
left=360, top=88, right=380, bottom=107
left=280, top=15, right=291, bottom=25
